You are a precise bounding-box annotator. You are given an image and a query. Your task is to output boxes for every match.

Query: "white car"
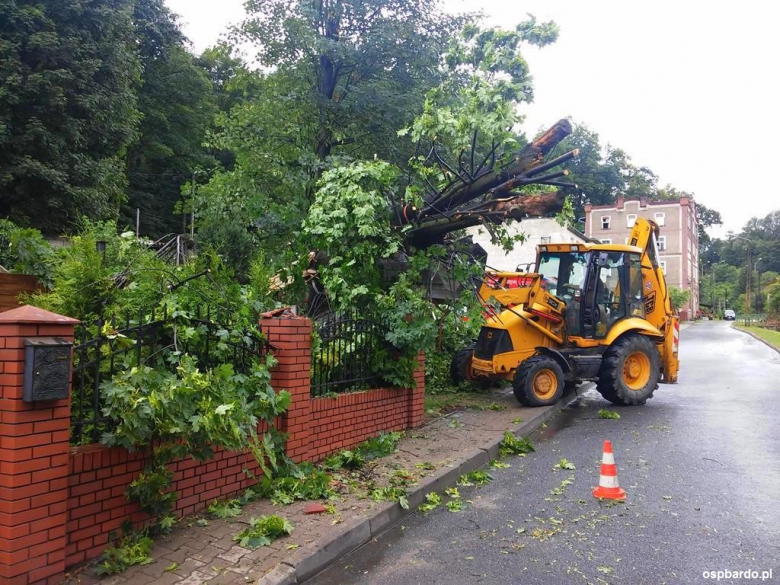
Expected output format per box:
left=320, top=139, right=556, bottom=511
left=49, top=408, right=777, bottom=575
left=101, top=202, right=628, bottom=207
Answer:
left=724, top=309, right=736, bottom=320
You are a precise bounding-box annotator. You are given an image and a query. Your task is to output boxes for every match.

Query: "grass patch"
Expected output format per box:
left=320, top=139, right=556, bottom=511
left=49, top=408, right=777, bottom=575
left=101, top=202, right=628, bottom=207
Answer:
left=733, top=325, right=780, bottom=351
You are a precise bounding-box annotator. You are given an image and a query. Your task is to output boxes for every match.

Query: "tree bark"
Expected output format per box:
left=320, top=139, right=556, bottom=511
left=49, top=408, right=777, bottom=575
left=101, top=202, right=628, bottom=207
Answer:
left=407, top=191, right=565, bottom=247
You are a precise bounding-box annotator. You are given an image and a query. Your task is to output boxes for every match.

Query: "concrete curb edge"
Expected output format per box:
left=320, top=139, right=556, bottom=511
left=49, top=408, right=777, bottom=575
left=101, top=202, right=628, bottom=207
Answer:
left=732, top=324, right=780, bottom=355
left=257, top=388, right=584, bottom=585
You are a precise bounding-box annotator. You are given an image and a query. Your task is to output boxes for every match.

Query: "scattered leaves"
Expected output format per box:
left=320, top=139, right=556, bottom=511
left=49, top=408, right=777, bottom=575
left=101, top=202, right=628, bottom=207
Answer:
left=233, top=515, right=293, bottom=549
left=499, top=431, right=535, bottom=457
left=458, top=470, right=493, bottom=486
left=419, top=492, right=442, bottom=513
left=598, top=409, right=621, bottom=420
left=369, top=486, right=409, bottom=509
left=554, top=458, right=576, bottom=470
left=208, top=499, right=243, bottom=519
left=444, top=487, right=461, bottom=499
left=94, top=532, right=154, bottom=576
left=490, top=460, right=511, bottom=469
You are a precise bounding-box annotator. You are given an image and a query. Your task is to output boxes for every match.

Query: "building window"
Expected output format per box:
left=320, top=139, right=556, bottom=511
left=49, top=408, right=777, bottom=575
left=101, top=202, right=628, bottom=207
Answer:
left=540, top=236, right=551, bottom=244
left=659, top=261, right=667, bottom=275
left=601, top=238, right=612, bottom=245
left=601, top=216, right=611, bottom=230
left=658, top=235, right=667, bottom=251
left=654, top=212, right=665, bottom=226
left=626, top=214, right=637, bottom=228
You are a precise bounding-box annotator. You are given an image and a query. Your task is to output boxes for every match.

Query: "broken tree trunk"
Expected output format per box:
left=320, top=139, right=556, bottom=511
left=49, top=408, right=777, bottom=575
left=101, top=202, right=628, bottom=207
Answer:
left=408, top=191, right=565, bottom=247
left=392, top=119, right=576, bottom=248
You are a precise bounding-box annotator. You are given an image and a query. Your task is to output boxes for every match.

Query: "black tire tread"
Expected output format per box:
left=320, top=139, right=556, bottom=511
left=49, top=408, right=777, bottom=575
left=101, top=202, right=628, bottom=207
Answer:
left=451, top=346, right=490, bottom=388
left=596, top=334, right=660, bottom=406
left=513, top=356, right=565, bottom=407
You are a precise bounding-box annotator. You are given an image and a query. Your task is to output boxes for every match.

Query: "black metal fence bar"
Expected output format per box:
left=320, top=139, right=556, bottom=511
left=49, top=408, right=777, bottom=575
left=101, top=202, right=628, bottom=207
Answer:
left=310, top=307, right=389, bottom=397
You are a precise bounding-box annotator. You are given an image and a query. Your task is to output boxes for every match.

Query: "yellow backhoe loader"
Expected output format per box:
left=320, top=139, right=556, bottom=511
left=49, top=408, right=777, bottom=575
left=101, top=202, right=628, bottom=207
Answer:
left=452, top=217, right=680, bottom=407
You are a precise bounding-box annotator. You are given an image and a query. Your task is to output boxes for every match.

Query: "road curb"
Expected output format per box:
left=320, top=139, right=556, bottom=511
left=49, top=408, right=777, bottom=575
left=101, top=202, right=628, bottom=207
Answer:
left=257, top=388, right=583, bottom=585
left=732, top=324, right=780, bottom=354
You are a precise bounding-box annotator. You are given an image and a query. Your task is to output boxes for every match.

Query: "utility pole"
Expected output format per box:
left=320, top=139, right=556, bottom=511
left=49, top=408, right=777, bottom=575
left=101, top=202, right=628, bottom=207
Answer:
left=711, top=261, right=724, bottom=315
left=136, top=208, right=140, bottom=238
left=190, top=171, right=196, bottom=237
left=733, top=235, right=753, bottom=326
left=746, top=245, right=751, bottom=325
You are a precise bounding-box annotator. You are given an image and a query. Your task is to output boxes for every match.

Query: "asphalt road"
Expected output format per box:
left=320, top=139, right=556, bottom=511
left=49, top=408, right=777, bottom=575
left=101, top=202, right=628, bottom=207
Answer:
left=309, top=321, right=780, bottom=585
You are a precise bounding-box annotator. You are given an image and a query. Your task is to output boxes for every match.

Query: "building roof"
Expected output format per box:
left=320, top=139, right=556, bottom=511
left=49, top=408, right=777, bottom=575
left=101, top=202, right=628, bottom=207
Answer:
left=567, top=225, right=598, bottom=243
left=585, top=196, right=695, bottom=212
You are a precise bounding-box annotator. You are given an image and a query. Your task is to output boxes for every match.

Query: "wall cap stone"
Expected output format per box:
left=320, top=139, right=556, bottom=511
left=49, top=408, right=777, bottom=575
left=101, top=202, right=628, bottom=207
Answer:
left=0, top=304, right=80, bottom=324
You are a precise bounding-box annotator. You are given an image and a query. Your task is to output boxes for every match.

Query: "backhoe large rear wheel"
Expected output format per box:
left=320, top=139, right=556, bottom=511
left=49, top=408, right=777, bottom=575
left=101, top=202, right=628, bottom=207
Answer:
left=597, top=334, right=660, bottom=405
left=513, top=356, right=564, bottom=407
left=451, top=347, right=490, bottom=388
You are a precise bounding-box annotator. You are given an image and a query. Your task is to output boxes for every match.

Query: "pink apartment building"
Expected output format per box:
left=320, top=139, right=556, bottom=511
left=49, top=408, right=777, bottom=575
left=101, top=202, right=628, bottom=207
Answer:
left=584, top=196, right=699, bottom=320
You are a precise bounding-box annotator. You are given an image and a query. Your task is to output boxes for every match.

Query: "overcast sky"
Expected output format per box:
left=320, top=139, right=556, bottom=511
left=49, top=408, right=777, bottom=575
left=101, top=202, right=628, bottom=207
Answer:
left=166, top=0, right=780, bottom=237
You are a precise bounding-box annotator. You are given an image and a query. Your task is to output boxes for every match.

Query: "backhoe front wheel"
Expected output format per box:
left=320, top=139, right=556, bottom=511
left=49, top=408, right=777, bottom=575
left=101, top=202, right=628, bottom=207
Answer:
left=451, top=347, right=490, bottom=388
left=513, top=356, right=564, bottom=407
left=597, top=334, right=660, bottom=405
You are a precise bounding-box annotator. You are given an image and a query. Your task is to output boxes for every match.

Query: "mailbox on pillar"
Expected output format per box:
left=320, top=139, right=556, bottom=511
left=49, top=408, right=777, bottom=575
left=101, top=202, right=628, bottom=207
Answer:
left=23, top=337, right=73, bottom=402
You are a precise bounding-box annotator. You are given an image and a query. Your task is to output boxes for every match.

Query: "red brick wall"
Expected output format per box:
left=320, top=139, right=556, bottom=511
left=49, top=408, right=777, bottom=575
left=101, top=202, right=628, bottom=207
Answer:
left=0, top=307, right=425, bottom=583
left=263, top=316, right=426, bottom=463
left=65, top=444, right=260, bottom=568
left=307, top=388, right=414, bottom=461
left=0, top=308, right=78, bottom=585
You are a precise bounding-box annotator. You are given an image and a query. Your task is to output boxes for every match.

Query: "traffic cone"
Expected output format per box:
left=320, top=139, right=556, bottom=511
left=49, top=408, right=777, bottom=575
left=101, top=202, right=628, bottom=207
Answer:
left=592, top=440, right=626, bottom=500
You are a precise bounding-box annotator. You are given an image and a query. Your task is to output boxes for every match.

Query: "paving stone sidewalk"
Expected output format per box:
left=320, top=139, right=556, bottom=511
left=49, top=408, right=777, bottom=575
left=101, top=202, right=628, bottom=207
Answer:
left=63, top=384, right=564, bottom=585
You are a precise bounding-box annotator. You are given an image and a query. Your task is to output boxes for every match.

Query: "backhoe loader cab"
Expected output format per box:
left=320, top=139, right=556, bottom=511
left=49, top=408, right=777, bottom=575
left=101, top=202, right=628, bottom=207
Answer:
left=453, top=217, right=679, bottom=407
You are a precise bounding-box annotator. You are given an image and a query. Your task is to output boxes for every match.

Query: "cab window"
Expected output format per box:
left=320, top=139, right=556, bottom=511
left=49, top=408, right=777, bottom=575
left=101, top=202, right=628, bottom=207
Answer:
left=591, top=252, right=645, bottom=337
left=628, top=254, right=645, bottom=318
left=593, top=253, right=626, bottom=337
left=537, top=252, right=589, bottom=299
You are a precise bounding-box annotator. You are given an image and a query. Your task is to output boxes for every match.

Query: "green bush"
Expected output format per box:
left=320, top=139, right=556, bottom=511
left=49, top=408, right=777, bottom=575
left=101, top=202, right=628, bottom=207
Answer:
left=28, top=221, right=292, bottom=531
left=669, top=287, right=691, bottom=312
left=425, top=293, right=484, bottom=394
left=0, top=219, right=54, bottom=285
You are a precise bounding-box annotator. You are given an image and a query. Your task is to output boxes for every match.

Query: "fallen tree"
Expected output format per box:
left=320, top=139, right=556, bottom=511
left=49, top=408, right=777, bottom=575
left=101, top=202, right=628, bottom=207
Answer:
left=393, top=118, right=577, bottom=248
left=301, top=118, right=577, bottom=316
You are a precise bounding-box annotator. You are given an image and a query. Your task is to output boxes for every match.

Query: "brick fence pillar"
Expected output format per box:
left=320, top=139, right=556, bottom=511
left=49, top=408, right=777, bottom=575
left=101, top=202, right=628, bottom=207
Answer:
left=408, top=352, right=426, bottom=428
left=0, top=306, right=78, bottom=585
left=261, top=315, right=313, bottom=463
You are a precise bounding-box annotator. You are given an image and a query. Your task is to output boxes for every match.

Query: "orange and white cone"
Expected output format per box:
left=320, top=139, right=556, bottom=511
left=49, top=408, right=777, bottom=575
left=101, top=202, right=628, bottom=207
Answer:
left=592, top=440, right=626, bottom=500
